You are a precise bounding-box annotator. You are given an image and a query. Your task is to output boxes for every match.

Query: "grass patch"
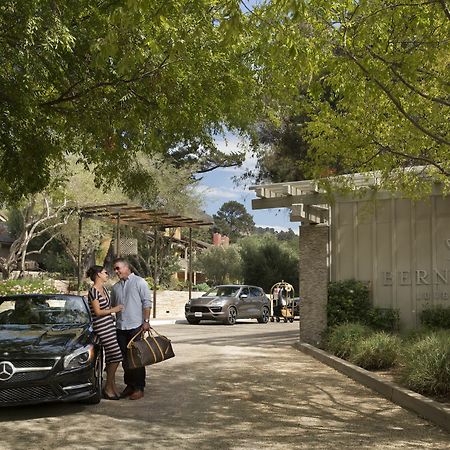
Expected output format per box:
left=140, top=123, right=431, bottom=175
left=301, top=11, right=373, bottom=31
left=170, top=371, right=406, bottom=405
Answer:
left=350, top=332, right=401, bottom=370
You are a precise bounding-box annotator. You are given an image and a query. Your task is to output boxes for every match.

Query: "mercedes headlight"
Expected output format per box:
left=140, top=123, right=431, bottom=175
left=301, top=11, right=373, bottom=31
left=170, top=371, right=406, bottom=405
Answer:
left=63, top=344, right=94, bottom=370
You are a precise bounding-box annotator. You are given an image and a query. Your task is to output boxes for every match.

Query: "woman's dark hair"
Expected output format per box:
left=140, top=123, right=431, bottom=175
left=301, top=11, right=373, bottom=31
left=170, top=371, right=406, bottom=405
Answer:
left=86, top=265, right=104, bottom=282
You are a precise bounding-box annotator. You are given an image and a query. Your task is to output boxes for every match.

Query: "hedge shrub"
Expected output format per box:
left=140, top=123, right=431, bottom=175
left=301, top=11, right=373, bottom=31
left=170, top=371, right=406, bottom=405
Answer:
left=367, top=308, right=400, bottom=332
left=327, top=279, right=371, bottom=327
left=420, top=306, right=450, bottom=329
left=400, top=330, right=450, bottom=397
left=350, top=332, right=401, bottom=370
left=328, top=280, right=399, bottom=332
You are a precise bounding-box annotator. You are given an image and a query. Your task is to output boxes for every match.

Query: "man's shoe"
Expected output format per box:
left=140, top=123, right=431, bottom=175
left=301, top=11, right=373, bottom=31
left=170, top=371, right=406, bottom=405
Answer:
left=129, top=390, right=144, bottom=400
left=120, top=386, right=134, bottom=399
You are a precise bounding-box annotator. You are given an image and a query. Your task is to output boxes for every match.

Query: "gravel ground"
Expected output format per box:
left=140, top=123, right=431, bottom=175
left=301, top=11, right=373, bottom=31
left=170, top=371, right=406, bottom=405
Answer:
left=0, top=321, right=449, bottom=449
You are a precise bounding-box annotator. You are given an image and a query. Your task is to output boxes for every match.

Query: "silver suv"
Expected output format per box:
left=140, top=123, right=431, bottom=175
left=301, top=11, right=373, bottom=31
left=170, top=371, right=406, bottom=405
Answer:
left=185, top=285, right=270, bottom=325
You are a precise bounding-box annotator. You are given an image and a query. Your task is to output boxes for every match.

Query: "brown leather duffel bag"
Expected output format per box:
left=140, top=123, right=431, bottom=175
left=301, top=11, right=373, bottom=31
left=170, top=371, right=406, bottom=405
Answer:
left=127, top=327, right=175, bottom=368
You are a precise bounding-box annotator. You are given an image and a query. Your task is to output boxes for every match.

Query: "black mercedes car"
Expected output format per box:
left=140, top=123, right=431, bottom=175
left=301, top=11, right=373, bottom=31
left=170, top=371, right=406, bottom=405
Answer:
left=0, top=294, right=103, bottom=407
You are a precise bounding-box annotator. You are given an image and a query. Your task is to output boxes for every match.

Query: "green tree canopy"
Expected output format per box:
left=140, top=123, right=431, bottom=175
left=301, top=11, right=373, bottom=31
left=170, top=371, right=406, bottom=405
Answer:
left=194, top=245, right=242, bottom=285
left=0, top=0, right=262, bottom=203
left=247, top=0, right=450, bottom=195
left=213, top=200, right=255, bottom=242
left=238, top=234, right=299, bottom=293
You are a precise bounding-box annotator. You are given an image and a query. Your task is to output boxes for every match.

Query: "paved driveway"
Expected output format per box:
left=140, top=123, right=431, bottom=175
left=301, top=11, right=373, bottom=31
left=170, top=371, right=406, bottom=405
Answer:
left=0, top=321, right=449, bottom=449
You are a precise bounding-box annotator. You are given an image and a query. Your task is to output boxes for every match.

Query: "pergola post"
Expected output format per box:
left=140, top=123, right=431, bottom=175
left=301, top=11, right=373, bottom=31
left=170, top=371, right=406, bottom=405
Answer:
left=77, top=215, right=83, bottom=294
left=188, top=227, right=192, bottom=301
left=153, top=227, right=158, bottom=319
left=115, top=211, right=121, bottom=257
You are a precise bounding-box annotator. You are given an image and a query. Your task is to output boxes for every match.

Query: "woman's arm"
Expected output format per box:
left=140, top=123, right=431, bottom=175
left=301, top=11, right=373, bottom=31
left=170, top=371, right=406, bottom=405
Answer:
left=90, top=299, right=123, bottom=317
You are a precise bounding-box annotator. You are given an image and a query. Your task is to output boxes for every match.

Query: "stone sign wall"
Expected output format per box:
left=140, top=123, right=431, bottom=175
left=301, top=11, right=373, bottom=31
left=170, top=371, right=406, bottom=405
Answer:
left=331, top=195, right=450, bottom=329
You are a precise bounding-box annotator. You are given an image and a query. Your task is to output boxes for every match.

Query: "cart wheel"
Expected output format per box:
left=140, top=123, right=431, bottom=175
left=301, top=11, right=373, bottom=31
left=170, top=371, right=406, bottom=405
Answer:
left=283, top=317, right=288, bottom=323
left=270, top=317, right=274, bottom=322
left=276, top=316, right=280, bottom=322
left=289, top=318, right=294, bottom=323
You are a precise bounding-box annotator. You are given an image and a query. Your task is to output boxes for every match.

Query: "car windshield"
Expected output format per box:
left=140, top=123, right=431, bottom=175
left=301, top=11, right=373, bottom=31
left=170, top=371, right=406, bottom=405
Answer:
left=204, top=286, right=240, bottom=297
left=0, top=296, right=90, bottom=326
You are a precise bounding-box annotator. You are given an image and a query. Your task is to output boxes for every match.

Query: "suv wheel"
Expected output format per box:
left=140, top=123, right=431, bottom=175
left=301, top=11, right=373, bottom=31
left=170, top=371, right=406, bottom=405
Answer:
left=224, top=306, right=237, bottom=325
left=257, top=306, right=269, bottom=324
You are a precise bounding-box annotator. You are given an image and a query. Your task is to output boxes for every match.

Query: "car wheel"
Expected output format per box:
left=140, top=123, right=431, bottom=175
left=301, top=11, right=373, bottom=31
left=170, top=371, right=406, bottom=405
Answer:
left=257, top=307, right=270, bottom=324
left=83, top=347, right=103, bottom=404
left=224, top=306, right=237, bottom=325
left=187, top=317, right=201, bottom=325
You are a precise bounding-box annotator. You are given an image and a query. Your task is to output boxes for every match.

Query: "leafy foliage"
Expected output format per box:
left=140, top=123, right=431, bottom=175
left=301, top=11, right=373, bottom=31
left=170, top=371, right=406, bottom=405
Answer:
left=248, top=0, right=450, bottom=194
left=194, top=245, right=242, bottom=285
left=327, top=279, right=371, bottom=327
left=367, top=308, right=400, bottom=333
left=0, top=279, right=58, bottom=295
left=0, top=1, right=262, bottom=202
left=420, top=306, right=450, bottom=330
left=238, top=234, right=299, bottom=293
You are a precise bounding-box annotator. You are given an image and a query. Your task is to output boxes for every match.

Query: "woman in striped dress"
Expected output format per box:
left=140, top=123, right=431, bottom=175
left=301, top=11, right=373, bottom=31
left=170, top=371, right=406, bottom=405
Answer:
left=87, top=265, right=124, bottom=400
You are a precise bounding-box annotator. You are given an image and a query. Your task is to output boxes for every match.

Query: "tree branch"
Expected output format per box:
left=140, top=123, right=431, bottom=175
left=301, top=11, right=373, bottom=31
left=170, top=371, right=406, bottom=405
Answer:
left=438, top=0, right=450, bottom=20
left=366, top=47, right=450, bottom=107
left=372, top=140, right=450, bottom=176
left=26, top=233, right=61, bottom=256
left=40, top=55, right=173, bottom=107
left=343, top=48, right=450, bottom=147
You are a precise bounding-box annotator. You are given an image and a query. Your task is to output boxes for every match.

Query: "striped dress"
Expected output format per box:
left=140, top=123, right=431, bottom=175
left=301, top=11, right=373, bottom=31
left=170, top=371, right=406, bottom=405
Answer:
left=88, top=287, right=123, bottom=364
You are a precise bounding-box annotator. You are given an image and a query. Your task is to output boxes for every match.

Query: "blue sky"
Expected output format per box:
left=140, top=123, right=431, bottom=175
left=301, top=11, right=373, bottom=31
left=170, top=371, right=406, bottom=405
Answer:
left=196, top=134, right=300, bottom=234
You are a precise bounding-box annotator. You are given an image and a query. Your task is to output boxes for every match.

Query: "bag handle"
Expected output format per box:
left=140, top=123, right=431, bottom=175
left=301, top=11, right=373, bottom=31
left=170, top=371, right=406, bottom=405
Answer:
left=126, top=327, right=166, bottom=350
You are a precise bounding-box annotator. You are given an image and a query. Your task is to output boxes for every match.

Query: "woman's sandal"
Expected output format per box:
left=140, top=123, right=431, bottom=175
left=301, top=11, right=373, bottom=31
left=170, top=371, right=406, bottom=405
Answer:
left=102, top=389, right=120, bottom=400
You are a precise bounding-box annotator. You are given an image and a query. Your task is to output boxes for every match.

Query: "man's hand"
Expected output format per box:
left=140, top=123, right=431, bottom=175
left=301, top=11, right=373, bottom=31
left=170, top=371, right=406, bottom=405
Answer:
left=142, top=320, right=150, bottom=332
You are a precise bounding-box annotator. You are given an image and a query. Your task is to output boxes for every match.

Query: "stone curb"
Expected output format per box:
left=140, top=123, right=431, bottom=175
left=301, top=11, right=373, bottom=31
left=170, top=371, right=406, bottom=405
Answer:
left=293, top=342, right=450, bottom=434
left=150, top=319, right=187, bottom=326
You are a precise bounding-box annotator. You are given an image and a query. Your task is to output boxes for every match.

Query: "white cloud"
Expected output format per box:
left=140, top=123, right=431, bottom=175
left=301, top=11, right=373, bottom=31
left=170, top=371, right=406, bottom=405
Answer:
left=194, top=185, right=246, bottom=201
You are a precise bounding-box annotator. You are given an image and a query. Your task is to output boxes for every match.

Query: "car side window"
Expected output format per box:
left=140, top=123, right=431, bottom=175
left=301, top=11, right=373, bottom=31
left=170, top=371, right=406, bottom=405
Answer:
left=240, top=287, right=249, bottom=296
left=249, top=287, right=261, bottom=297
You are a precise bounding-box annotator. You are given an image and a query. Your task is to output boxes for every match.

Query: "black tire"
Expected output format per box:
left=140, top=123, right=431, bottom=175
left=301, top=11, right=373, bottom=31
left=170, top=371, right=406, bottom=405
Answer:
left=276, top=316, right=280, bottom=322
left=270, top=317, right=275, bottom=322
left=283, top=317, right=288, bottom=323
left=257, top=307, right=270, bottom=324
left=187, top=317, right=201, bottom=325
left=83, top=347, right=103, bottom=404
left=289, top=318, right=294, bottom=323
left=223, top=306, right=237, bottom=325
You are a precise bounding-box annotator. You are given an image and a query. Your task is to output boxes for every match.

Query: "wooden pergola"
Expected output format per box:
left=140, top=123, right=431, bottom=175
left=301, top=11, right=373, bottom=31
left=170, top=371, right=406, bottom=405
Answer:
left=77, top=202, right=212, bottom=318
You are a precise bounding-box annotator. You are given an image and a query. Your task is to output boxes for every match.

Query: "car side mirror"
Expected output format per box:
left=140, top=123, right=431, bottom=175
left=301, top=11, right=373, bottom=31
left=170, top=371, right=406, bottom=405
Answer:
left=240, top=294, right=248, bottom=299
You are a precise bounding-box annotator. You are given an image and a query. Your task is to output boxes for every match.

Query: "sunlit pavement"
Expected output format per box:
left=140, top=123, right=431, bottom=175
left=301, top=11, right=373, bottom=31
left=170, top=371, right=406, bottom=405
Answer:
left=0, top=321, right=449, bottom=449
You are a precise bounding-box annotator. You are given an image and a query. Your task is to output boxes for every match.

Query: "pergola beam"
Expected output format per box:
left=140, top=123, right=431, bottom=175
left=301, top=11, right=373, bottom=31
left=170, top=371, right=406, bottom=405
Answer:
left=252, top=193, right=328, bottom=210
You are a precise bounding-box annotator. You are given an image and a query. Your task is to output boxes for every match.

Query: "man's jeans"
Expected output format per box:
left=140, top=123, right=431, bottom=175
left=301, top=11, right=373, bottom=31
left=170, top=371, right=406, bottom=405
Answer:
left=117, top=326, right=146, bottom=391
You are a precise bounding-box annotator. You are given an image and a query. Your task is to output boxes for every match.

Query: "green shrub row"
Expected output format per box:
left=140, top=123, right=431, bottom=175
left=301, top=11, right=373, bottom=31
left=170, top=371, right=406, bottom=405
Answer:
left=325, top=323, right=450, bottom=397
left=420, top=306, right=450, bottom=329
left=327, top=279, right=400, bottom=331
